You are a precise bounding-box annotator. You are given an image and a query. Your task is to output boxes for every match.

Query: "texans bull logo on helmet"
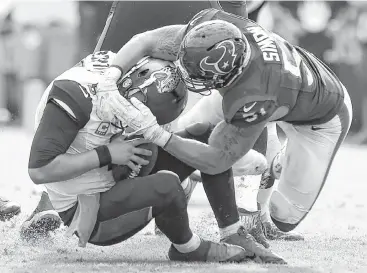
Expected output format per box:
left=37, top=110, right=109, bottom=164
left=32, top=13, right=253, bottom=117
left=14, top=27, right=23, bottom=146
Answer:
left=199, top=40, right=238, bottom=75
left=151, top=66, right=180, bottom=93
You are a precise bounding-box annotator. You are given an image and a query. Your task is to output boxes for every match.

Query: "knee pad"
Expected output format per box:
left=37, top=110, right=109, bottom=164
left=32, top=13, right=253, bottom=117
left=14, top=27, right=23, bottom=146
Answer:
left=269, top=190, right=308, bottom=232
left=185, top=122, right=214, bottom=143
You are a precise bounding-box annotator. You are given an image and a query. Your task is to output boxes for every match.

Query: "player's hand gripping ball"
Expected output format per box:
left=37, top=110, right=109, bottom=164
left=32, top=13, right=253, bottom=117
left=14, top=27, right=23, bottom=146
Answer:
left=110, top=134, right=159, bottom=181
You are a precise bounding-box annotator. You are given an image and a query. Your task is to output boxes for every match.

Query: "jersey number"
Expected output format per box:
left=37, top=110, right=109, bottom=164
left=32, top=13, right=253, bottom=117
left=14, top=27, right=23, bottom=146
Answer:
left=90, top=51, right=110, bottom=69
left=273, top=34, right=314, bottom=91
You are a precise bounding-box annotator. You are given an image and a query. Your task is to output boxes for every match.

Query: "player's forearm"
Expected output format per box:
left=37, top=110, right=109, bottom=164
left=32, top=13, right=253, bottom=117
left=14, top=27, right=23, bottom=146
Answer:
left=111, top=33, right=152, bottom=77
left=164, top=134, right=230, bottom=175
left=164, top=120, right=264, bottom=175
left=28, top=150, right=100, bottom=184
left=111, top=25, right=184, bottom=77
left=220, top=0, right=248, bottom=18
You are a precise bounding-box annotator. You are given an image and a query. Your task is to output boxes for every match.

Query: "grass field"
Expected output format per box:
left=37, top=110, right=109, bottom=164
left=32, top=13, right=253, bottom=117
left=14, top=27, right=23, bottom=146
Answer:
left=0, top=127, right=367, bottom=273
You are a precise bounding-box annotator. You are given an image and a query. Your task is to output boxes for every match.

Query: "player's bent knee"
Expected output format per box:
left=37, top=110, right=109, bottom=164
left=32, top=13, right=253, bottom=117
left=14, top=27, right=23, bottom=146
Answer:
left=269, top=190, right=307, bottom=232
left=154, top=171, right=182, bottom=195
left=153, top=171, right=187, bottom=214
left=157, top=170, right=180, bottom=180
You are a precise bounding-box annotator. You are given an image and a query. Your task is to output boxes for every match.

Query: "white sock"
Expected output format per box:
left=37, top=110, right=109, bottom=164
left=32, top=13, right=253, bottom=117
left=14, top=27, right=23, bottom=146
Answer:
left=219, top=221, right=241, bottom=239
left=266, top=122, right=281, bottom=163
left=257, top=171, right=275, bottom=223
left=258, top=197, right=271, bottom=223
left=260, top=210, right=271, bottom=223
left=256, top=122, right=280, bottom=224
left=173, top=233, right=201, bottom=253
left=180, top=178, right=189, bottom=190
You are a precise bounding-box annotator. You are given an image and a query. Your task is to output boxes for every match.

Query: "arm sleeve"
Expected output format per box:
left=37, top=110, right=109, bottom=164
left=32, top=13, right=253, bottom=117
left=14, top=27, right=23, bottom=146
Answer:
left=28, top=101, right=82, bottom=169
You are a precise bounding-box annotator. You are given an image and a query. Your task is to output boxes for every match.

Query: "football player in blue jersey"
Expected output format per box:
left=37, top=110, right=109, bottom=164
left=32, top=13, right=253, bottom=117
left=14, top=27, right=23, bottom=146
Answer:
left=102, top=7, right=352, bottom=243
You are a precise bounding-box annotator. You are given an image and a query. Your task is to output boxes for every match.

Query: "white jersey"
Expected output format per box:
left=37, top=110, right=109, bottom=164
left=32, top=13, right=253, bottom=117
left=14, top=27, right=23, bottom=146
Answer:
left=35, top=51, right=123, bottom=212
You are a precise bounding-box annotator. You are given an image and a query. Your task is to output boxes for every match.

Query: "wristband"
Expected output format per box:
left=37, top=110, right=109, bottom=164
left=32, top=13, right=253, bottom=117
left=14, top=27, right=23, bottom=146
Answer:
left=153, top=128, right=172, bottom=147
left=95, top=145, right=112, bottom=167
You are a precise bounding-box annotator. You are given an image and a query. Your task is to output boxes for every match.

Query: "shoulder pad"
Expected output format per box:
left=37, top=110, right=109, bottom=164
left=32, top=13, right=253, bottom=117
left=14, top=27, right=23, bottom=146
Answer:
left=48, top=80, right=92, bottom=127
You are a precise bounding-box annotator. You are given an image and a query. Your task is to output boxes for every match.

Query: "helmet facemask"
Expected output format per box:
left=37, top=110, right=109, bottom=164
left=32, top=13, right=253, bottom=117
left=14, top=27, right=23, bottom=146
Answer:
left=118, top=57, right=188, bottom=125
left=119, top=57, right=181, bottom=102
left=174, top=58, right=214, bottom=95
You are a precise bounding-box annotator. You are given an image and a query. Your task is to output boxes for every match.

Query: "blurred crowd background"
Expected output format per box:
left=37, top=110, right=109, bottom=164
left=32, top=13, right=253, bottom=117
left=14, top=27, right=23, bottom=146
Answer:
left=0, top=1, right=367, bottom=143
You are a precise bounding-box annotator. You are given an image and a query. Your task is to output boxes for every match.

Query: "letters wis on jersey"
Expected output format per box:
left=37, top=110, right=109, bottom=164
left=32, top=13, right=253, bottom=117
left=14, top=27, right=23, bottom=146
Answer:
left=247, top=26, right=280, bottom=63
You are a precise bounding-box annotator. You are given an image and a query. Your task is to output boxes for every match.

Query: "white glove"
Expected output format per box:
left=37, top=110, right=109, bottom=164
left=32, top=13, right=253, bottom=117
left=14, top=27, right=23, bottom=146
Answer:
left=108, top=96, right=172, bottom=147
left=98, top=66, right=122, bottom=91
left=94, top=67, right=123, bottom=122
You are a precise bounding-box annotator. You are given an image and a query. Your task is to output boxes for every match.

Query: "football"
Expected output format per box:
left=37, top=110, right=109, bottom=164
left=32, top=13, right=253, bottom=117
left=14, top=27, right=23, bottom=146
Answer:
left=110, top=135, right=159, bottom=181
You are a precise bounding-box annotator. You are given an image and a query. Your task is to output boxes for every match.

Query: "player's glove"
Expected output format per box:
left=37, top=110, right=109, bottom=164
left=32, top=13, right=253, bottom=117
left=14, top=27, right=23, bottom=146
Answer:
left=108, top=96, right=172, bottom=147
left=95, top=67, right=124, bottom=122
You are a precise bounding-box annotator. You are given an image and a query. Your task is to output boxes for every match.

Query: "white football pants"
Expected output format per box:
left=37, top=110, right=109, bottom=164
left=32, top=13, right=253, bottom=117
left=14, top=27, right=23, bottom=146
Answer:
left=270, top=86, right=353, bottom=230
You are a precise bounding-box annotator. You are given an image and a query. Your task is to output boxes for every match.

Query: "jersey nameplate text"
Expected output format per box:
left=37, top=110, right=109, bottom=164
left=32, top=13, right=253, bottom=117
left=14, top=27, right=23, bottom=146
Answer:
left=247, top=26, right=280, bottom=63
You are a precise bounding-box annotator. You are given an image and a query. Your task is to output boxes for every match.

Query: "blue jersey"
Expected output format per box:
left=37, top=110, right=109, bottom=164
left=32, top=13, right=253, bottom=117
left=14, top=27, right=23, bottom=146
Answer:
left=186, top=9, right=345, bottom=127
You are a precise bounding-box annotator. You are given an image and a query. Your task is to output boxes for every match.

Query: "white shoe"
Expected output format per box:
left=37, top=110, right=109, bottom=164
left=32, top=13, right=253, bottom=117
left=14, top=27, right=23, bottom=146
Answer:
left=20, top=192, right=61, bottom=240
left=20, top=210, right=61, bottom=240
left=262, top=221, right=304, bottom=241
